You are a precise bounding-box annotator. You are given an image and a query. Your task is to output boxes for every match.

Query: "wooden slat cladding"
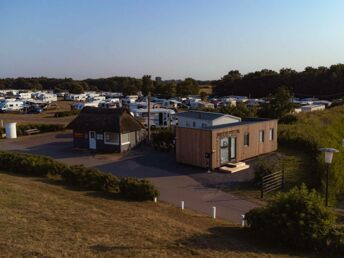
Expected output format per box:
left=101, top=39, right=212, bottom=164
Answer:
left=176, top=119, right=278, bottom=169
left=176, top=127, right=212, bottom=168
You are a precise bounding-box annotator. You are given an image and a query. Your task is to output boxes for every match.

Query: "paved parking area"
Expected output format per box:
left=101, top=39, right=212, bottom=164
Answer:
left=0, top=131, right=258, bottom=224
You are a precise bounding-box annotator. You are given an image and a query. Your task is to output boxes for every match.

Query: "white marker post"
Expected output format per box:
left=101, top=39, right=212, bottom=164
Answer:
left=241, top=214, right=245, bottom=227
left=181, top=201, right=185, bottom=210
left=154, top=197, right=157, bottom=203
left=212, top=206, right=216, bottom=219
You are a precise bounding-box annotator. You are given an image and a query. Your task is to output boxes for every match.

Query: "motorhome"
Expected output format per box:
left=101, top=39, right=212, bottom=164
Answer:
left=130, top=108, right=176, bottom=128
left=0, top=100, right=25, bottom=112
left=72, top=101, right=100, bottom=110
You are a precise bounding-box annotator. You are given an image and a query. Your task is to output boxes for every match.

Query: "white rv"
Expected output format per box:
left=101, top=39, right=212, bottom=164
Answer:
left=131, top=108, right=176, bottom=128
left=0, top=100, right=25, bottom=112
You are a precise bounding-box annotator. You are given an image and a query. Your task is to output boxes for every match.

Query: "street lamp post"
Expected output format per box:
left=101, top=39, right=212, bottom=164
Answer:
left=319, top=148, right=339, bottom=207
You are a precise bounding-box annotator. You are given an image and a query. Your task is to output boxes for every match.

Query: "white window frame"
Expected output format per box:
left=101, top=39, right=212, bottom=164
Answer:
left=104, top=132, right=119, bottom=145
left=244, top=132, right=250, bottom=147
left=121, top=133, right=130, bottom=145
left=269, top=128, right=274, bottom=141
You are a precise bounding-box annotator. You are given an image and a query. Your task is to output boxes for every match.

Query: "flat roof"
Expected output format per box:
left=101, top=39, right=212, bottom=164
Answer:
left=202, top=118, right=276, bottom=130
left=176, top=110, right=240, bottom=121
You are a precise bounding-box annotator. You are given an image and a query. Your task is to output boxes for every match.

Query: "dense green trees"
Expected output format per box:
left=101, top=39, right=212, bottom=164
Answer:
left=0, top=76, right=199, bottom=97
left=214, top=64, right=344, bottom=99
left=176, top=78, right=199, bottom=96
left=259, top=86, right=294, bottom=119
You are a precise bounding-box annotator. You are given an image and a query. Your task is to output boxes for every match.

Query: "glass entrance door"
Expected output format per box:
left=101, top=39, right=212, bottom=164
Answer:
left=220, top=137, right=229, bottom=165
left=229, top=136, right=236, bottom=160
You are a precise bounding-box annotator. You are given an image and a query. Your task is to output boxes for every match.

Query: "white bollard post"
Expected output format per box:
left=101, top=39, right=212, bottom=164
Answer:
left=181, top=200, right=184, bottom=210
left=241, top=214, right=245, bottom=227
left=154, top=197, right=157, bottom=203
left=212, top=206, right=216, bottom=219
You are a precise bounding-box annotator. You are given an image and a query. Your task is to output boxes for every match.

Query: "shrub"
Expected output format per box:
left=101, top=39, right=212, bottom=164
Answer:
left=0, top=151, right=68, bottom=177
left=54, top=110, right=80, bottom=117
left=151, top=129, right=175, bottom=151
left=16, top=124, right=65, bottom=136
left=253, top=159, right=280, bottom=183
left=0, top=151, right=159, bottom=201
left=61, top=165, right=119, bottom=193
left=246, top=184, right=336, bottom=251
left=119, top=177, right=159, bottom=201
left=279, top=114, right=298, bottom=124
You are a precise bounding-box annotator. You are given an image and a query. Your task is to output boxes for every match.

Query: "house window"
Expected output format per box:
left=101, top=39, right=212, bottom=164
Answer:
left=104, top=132, right=119, bottom=145
left=269, top=128, right=274, bottom=141
left=244, top=133, right=250, bottom=146
left=96, top=134, right=103, bottom=140
left=121, top=133, right=130, bottom=145
left=259, top=130, right=265, bottom=143
left=193, top=121, right=196, bottom=127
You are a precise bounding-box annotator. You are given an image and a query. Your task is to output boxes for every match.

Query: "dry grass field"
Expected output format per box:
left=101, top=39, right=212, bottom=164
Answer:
left=0, top=172, right=313, bottom=258
left=0, top=101, right=76, bottom=125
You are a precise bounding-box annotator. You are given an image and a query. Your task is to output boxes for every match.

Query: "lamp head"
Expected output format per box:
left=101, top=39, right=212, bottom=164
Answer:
left=319, top=148, right=339, bottom=164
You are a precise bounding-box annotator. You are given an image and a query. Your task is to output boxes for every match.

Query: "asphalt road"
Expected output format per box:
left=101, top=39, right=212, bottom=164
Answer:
left=0, top=131, right=258, bottom=224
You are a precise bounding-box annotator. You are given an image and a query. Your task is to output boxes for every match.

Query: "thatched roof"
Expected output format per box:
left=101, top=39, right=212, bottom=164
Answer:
left=67, top=107, right=144, bottom=133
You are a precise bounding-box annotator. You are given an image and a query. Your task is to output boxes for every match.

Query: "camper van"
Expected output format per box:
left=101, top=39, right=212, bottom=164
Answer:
left=0, top=100, right=25, bottom=112
left=131, top=108, right=176, bottom=128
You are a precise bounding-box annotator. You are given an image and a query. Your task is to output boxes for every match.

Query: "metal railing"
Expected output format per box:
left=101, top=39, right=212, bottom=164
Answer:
left=261, top=169, right=285, bottom=198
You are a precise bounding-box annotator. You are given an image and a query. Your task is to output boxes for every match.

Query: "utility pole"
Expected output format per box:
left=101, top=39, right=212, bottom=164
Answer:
left=325, top=164, right=329, bottom=207
left=147, top=92, right=151, bottom=142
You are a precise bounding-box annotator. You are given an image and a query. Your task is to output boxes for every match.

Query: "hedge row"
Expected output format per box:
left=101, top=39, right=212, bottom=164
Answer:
left=54, top=110, right=80, bottom=117
left=151, top=129, right=175, bottom=151
left=0, top=124, right=65, bottom=138
left=0, top=151, right=159, bottom=201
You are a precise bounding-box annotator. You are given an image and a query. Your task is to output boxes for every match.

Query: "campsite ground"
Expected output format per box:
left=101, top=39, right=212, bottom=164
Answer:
left=0, top=100, right=76, bottom=125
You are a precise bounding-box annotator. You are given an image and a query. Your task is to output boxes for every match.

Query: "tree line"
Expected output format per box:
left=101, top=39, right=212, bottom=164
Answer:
left=0, top=76, right=199, bottom=97
left=213, top=64, right=344, bottom=99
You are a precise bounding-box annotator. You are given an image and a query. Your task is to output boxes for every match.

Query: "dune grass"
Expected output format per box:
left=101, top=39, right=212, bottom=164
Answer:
left=0, top=172, right=313, bottom=258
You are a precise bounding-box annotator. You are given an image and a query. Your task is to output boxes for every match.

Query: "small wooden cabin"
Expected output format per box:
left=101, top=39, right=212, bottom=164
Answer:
left=67, top=107, right=146, bottom=152
left=176, top=111, right=278, bottom=170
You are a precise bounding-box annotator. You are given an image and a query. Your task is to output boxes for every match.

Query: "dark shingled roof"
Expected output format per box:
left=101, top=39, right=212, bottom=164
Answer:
left=67, top=107, right=144, bottom=133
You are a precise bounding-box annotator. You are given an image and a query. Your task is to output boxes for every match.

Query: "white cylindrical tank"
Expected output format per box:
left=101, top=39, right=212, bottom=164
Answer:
left=5, top=122, right=17, bottom=139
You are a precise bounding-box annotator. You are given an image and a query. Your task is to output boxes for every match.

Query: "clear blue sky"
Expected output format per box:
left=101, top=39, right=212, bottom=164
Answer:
left=1, top=0, right=344, bottom=80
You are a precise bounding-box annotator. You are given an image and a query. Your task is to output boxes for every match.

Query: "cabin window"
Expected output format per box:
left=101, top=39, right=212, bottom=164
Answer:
left=104, top=132, right=119, bottom=145
left=193, top=121, right=196, bottom=127
left=244, top=133, right=250, bottom=146
left=121, top=133, right=130, bottom=145
left=96, top=134, right=103, bottom=140
left=259, top=130, right=265, bottom=143
left=269, top=128, right=274, bottom=141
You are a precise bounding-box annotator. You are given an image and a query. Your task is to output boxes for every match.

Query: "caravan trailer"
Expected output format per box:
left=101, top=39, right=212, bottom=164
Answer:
left=0, top=100, right=25, bottom=112
left=131, top=108, right=176, bottom=128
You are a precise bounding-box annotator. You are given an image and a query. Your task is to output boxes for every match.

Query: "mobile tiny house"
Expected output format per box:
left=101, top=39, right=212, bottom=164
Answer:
left=176, top=111, right=278, bottom=170
left=131, top=108, right=176, bottom=128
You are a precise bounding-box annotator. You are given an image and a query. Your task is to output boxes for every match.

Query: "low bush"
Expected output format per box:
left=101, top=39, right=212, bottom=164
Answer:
left=54, top=110, right=80, bottom=117
left=61, top=165, right=119, bottom=193
left=119, top=177, right=160, bottom=201
left=0, top=151, right=158, bottom=201
left=246, top=184, right=337, bottom=251
left=279, top=114, right=298, bottom=124
left=253, top=159, right=280, bottom=183
left=17, top=124, right=65, bottom=135
left=151, top=129, right=175, bottom=151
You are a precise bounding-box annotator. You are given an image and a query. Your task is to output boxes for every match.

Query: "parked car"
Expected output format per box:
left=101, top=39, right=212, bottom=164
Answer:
left=26, top=106, right=44, bottom=114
